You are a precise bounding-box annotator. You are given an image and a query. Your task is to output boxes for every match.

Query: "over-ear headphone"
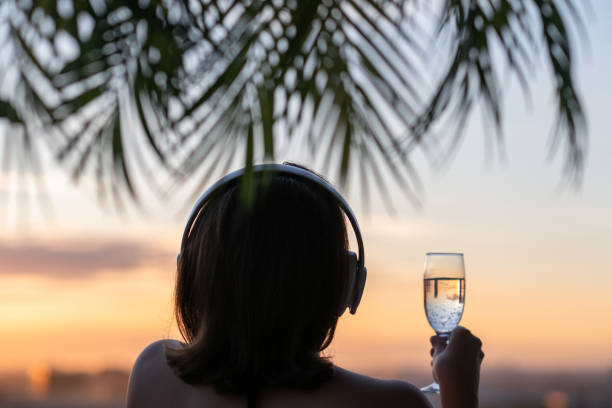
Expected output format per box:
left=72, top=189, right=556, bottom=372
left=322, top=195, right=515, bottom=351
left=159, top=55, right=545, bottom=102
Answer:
left=177, top=163, right=367, bottom=316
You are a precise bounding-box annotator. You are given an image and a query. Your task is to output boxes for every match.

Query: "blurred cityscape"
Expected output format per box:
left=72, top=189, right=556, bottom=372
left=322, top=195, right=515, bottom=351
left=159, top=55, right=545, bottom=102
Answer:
left=0, top=366, right=610, bottom=408
left=0, top=368, right=127, bottom=408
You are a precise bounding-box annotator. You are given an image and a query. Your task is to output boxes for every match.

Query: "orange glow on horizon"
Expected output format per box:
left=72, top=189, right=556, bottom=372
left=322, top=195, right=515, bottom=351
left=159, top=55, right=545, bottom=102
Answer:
left=1, top=213, right=611, bottom=375
left=27, top=362, right=50, bottom=397
left=2, top=256, right=610, bottom=374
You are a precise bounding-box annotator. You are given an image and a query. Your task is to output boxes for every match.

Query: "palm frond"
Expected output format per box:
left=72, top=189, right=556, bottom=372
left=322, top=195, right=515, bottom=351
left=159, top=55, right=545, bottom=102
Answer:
left=0, top=0, right=588, bottom=211
left=415, top=0, right=586, bottom=180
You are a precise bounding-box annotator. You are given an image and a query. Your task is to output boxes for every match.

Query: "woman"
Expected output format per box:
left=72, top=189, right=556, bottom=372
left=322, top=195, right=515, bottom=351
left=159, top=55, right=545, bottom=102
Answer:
left=127, top=164, right=484, bottom=408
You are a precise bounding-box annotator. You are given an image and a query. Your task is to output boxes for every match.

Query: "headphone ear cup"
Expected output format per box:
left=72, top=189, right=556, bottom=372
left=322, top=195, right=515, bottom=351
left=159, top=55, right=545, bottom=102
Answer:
left=349, top=265, right=366, bottom=315
left=338, top=251, right=358, bottom=316
left=176, top=253, right=181, bottom=268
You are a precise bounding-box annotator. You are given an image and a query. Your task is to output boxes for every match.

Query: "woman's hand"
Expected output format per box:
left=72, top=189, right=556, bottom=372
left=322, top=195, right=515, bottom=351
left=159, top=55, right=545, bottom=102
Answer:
left=430, top=326, right=484, bottom=408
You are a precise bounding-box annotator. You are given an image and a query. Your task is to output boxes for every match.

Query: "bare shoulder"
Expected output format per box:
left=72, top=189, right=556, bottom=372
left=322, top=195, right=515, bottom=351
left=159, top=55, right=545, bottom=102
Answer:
left=331, top=366, right=432, bottom=408
left=129, top=339, right=183, bottom=381
left=126, top=339, right=185, bottom=408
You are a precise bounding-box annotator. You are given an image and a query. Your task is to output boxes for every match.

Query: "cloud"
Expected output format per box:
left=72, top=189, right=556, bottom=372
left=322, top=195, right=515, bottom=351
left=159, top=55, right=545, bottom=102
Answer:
left=0, top=240, right=174, bottom=278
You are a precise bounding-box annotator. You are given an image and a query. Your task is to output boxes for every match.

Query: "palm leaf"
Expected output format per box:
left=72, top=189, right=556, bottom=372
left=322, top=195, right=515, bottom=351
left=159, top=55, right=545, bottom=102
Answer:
left=416, top=0, right=585, bottom=179
left=0, top=0, right=588, bottom=210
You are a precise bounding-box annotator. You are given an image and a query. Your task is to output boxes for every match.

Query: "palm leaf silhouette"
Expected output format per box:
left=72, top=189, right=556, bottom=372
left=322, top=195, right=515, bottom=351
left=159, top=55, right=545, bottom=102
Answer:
left=0, top=0, right=586, bottom=208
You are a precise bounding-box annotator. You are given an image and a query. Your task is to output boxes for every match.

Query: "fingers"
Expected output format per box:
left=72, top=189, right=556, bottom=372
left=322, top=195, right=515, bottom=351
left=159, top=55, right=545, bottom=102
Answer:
left=449, top=326, right=482, bottom=351
left=449, top=326, right=472, bottom=343
left=432, top=327, right=484, bottom=391
left=430, top=335, right=448, bottom=347
left=445, top=326, right=485, bottom=368
left=430, top=335, right=448, bottom=358
left=431, top=327, right=484, bottom=368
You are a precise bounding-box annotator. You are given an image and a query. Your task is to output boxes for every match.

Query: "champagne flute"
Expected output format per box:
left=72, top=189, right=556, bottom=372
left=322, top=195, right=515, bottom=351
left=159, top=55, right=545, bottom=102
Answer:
left=421, top=252, right=466, bottom=394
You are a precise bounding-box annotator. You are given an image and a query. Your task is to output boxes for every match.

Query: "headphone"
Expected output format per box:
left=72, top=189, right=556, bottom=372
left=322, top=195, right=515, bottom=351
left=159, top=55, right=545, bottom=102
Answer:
left=177, top=163, right=367, bottom=316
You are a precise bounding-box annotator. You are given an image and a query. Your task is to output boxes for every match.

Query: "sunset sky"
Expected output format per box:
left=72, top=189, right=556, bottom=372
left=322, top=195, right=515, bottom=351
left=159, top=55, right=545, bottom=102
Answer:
left=1, top=1, right=611, bottom=382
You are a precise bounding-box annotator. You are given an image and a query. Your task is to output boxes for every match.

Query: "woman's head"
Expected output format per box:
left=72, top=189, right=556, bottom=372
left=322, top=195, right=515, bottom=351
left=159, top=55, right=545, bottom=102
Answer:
left=166, top=166, right=350, bottom=393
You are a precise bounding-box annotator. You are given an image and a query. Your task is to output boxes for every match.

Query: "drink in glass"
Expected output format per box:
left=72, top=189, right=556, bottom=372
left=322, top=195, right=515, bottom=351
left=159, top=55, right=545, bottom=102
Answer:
left=421, top=252, right=465, bottom=394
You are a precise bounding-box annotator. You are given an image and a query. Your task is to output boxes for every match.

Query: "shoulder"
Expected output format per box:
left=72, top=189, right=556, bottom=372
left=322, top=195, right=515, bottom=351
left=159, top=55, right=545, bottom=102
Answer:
left=129, top=339, right=183, bottom=380
left=127, top=339, right=185, bottom=408
left=330, top=366, right=432, bottom=408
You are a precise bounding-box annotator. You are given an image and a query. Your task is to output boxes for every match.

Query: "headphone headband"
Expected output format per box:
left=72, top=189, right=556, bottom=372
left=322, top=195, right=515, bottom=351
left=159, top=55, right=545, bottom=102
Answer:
left=179, top=163, right=365, bottom=314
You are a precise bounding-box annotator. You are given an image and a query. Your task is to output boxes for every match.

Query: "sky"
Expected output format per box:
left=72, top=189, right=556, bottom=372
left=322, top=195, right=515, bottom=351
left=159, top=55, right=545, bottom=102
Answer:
left=0, top=1, right=611, bottom=380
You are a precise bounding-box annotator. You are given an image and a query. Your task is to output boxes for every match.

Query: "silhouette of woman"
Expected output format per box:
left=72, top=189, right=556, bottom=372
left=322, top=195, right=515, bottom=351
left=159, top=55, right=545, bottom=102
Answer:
left=127, top=163, right=484, bottom=408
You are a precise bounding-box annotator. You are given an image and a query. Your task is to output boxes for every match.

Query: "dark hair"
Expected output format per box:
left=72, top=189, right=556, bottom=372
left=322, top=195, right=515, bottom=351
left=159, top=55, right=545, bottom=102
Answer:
left=165, top=170, right=350, bottom=394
